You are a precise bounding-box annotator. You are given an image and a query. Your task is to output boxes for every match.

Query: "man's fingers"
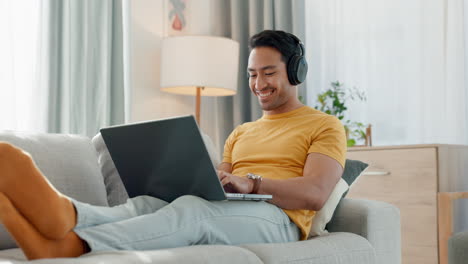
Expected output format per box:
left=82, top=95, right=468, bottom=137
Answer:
left=220, top=176, right=230, bottom=186
left=217, top=170, right=225, bottom=180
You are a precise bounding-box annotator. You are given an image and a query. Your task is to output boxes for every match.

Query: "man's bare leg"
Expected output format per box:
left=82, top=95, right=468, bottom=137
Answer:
left=0, top=192, right=86, bottom=259
left=0, top=142, right=77, bottom=239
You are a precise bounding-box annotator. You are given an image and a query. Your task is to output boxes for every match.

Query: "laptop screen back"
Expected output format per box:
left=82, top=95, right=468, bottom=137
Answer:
left=100, top=116, right=226, bottom=202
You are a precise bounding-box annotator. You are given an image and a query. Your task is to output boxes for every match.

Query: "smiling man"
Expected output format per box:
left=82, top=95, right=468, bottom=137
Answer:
left=218, top=30, right=347, bottom=241
left=0, top=30, right=346, bottom=259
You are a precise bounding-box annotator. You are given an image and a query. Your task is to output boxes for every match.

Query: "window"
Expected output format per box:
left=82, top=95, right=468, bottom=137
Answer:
left=0, top=0, right=42, bottom=131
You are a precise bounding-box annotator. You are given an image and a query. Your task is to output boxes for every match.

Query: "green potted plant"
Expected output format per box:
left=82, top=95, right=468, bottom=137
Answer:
left=313, top=81, right=367, bottom=147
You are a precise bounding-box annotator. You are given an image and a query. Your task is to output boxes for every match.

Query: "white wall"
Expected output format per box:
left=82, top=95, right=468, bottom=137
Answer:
left=127, top=0, right=213, bottom=123
left=128, top=0, right=193, bottom=123
left=126, top=0, right=224, bottom=156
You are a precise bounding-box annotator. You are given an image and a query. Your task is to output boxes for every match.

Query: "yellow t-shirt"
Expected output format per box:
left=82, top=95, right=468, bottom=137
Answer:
left=222, top=106, right=347, bottom=240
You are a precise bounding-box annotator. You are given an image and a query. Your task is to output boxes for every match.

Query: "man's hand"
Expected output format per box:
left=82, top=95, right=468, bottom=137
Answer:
left=217, top=170, right=254, bottom=194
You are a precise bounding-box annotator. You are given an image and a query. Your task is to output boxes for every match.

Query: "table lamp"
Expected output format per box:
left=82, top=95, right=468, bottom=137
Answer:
left=160, top=36, right=239, bottom=125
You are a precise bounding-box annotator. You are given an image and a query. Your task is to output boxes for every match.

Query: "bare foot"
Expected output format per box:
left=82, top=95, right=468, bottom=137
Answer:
left=0, top=142, right=77, bottom=239
left=0, top=192, right=86, bottom=260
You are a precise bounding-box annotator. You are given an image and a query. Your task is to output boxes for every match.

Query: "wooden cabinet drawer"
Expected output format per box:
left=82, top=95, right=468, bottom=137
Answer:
left=347, top=147, right=438, bottom=264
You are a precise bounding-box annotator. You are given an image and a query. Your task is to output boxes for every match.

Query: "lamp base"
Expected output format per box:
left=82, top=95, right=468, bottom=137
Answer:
left=195, top=86, right=202, bottom=125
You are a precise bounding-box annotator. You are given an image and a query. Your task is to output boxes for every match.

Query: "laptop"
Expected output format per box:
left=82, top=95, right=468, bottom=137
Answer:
left=100, top=115, right=273, bottom=203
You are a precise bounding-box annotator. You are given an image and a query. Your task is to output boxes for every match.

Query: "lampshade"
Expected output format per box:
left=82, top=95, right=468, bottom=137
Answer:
left=160, top=36, right=239, bottom=96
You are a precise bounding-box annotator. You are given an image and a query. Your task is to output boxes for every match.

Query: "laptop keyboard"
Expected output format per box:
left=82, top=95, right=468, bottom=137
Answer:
left=226, top=193, right=244, bottom=197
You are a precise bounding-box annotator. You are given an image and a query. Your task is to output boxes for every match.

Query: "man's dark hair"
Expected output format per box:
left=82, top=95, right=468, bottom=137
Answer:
left=249, top=30, right=302, bottom=64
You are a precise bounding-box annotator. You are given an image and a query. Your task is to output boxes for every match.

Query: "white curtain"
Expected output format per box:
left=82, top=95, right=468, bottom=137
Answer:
left=0, top=0, right=128, bottom=136
left=0, top=0, right=44, bottom=131
left=39, top=0, right=127, bottom=137
left=305, top=0, right=468, bottom=146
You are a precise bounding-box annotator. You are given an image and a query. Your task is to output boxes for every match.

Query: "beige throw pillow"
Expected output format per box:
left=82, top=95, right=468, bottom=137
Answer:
left=308, top=178, right=349, bottom=237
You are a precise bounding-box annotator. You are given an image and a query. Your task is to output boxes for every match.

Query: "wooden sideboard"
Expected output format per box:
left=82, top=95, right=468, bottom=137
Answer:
left=347, top=144, right=468, bottom=264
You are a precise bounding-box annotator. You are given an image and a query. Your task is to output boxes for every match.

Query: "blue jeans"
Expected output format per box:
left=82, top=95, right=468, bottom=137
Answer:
left=72, top=195, right=300, bottom=251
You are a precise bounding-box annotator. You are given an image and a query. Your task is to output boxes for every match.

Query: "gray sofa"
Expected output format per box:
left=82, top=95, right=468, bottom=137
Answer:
left=0, top=131, right=401, bottom=264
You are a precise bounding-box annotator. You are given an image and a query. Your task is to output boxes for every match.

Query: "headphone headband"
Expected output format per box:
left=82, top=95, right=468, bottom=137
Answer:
left=287, top=33, right=304, bottom=56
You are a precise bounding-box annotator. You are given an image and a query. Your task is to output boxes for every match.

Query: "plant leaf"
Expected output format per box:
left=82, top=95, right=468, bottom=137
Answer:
left=347, top=139, right=356, bottom=147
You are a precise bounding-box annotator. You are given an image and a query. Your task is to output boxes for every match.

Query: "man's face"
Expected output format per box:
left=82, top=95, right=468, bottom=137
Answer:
left=247, top=46, right=295, bottom=113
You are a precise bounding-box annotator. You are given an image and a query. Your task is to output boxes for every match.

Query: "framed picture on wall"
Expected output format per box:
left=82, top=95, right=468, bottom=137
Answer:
left=163, top=0, right=192, bottom=36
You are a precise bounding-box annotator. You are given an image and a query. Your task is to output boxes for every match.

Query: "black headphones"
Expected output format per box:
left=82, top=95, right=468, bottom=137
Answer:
left=286, top=34, right=308, bottom=86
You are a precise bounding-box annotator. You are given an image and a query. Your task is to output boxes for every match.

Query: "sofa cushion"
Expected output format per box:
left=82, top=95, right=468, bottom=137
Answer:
left=308, top=159, right=368, bottom=238
left=342, top=159, right=368, bottom=197
left=92, top=133, right=129, bottom=206
left=92, top=131, right=222, bottom=206
left=0, top=245, right=263, bottom=264
left=241, top=232, right=376, bottom=264
left=309, top=178, right=349, bottom=237
left=0, top=131, right=108, bottom=249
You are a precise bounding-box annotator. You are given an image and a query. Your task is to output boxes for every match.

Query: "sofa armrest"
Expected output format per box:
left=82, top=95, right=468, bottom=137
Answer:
left=326, top=198, right=401, bottom=264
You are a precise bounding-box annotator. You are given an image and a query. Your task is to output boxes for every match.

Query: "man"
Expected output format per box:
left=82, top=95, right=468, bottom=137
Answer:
left=0, top=30, right=346, bottom=260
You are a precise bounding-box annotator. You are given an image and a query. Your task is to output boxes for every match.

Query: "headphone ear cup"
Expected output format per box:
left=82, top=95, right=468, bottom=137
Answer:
left=287, top=55, right=308, bottom=85
left=287, top=55, right=300, bottom=85
left=296, top=57, right=308, bottom=84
